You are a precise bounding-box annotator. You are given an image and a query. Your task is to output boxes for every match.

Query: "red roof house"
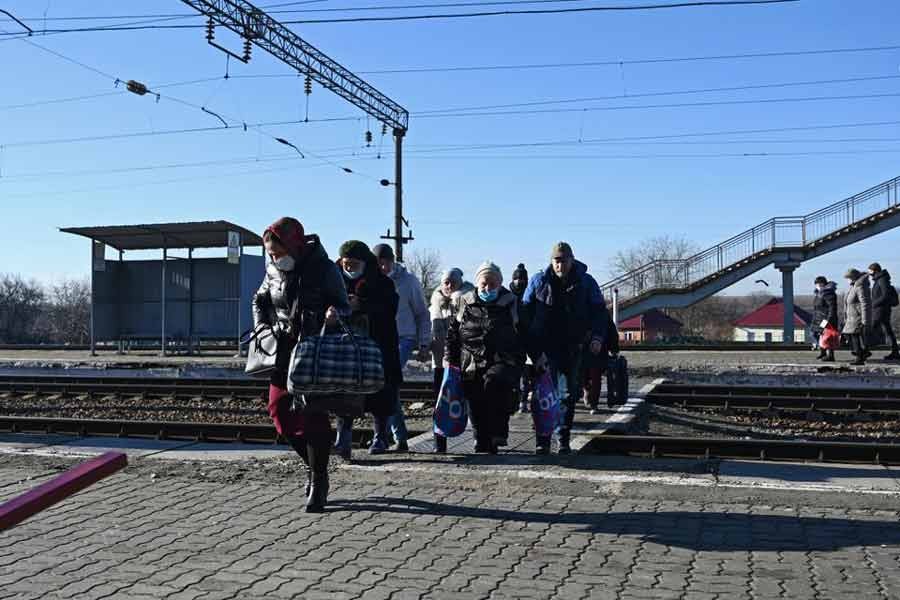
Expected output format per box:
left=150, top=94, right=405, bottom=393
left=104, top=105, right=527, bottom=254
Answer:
left=618, top=309, right=683, bottom=344
left=733, top=298, right=813, bottom=343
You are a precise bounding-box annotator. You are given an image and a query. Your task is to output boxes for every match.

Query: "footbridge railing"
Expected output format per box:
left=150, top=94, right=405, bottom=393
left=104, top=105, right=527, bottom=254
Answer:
left=601, top=175, right=900, bottom=304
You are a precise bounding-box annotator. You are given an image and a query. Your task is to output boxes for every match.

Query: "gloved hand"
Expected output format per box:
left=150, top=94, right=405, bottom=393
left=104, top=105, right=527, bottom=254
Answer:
left=271, top=321, right=288, bottom=339
left=589, top=338, right=604, bottom=355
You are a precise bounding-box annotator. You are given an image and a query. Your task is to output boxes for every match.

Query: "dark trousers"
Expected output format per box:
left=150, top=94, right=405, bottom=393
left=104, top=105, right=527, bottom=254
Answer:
left=875, top=313, right=899, bottom=351
left=849, top=333, right=868, bottom=357
left=463, top=365, right=516, bottom=446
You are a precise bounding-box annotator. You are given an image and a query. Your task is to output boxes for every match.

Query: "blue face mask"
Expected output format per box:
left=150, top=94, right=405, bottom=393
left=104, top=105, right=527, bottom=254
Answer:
left=478, top=288, right=499, bottom=303
left=344, top=268, right=364, bottom=280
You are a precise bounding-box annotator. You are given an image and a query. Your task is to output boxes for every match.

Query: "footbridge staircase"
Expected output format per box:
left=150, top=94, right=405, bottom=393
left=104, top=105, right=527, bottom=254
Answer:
left=600, top=175, right=900, bottom=341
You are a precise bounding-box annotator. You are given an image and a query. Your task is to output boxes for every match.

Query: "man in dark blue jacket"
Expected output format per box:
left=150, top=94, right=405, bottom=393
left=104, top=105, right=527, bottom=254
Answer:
left=522, top=242, right=609, bottom=454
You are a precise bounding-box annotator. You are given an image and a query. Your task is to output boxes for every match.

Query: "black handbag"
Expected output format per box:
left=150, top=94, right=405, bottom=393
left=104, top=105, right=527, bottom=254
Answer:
left=243, top=323, right=279, bottom=377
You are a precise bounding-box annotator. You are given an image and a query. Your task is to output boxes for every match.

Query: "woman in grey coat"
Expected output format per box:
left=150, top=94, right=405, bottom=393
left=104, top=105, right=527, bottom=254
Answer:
left=842, top=268, right=872, bottom=365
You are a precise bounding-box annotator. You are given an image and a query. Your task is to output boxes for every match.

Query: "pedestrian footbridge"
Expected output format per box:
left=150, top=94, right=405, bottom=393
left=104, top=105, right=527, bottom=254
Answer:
left=600, top=175, right=900, bottom=341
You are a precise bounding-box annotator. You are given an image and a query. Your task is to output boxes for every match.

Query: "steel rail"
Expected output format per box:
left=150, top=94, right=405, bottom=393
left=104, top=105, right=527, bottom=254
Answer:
left=587, top=434, right=900, bottom=464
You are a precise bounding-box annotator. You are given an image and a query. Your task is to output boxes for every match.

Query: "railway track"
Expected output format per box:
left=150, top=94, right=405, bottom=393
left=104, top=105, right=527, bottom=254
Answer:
left=0, top=415, right=425, bottom=446
left=0, top=375, right=434, bottom=403
left=647, top=382, right=900, bottom=414
left=587, top=434, right=900, bottom=465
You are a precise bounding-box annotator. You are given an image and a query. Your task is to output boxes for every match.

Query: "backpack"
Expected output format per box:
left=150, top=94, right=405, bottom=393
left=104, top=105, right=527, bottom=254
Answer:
left=889, top=285, right=899, bottom=308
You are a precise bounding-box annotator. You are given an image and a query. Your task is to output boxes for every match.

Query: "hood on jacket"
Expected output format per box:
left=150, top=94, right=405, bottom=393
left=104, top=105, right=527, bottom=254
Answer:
left=874, top=269, right=892, bottom=283
left=387, top=262, right=409, bottom=280
left=819, top=281, right=837, bottom=293
left=852, top=273, right=871, bottom=288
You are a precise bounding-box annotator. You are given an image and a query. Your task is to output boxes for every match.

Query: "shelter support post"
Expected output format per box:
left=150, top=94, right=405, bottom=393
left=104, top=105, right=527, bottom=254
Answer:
left=90, top=242, right=96, bottom=356
left=161, top=244, right=167, bottom=356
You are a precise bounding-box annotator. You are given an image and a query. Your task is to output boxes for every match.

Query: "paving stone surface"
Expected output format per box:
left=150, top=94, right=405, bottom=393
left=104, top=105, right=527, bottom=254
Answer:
left=2, top=453, right=900, bottom=600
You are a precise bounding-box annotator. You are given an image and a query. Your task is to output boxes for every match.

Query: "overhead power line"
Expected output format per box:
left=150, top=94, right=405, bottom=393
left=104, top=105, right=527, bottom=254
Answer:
left=15, top=1, right=622, bottom=21
left=5, top=36, right=377, bottom=179
left=0, top=0, right=800, bottom=34
left=410, top=91, right=900, bottom=119
left=356, top=44, right=900, bottom=75
left=414, top=74, right=900, bottom=113
left=9, top=71, right=899, bottom=115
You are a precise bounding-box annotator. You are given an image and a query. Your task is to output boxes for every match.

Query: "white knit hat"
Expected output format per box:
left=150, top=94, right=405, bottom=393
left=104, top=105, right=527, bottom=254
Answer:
left=474, top=261, right=503, bottom=284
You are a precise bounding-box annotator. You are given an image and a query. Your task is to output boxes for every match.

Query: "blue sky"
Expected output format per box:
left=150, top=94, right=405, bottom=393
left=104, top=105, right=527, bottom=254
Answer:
left=2, top=0, right=900, bottom=298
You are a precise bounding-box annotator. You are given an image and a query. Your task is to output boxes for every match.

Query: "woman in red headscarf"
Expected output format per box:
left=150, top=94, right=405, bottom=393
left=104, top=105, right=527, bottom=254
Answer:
left=253, top=217, right=350, bottom=513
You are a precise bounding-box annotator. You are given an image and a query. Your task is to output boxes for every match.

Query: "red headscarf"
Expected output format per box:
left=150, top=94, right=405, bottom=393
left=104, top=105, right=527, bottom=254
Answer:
left=264, top=217, right=307, bottom=259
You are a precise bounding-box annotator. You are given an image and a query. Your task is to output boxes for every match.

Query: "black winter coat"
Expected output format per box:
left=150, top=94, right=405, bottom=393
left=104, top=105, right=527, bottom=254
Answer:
left=339, top=257, right=403, bottom=417
left=871, top=270, right=896, bottom=321
left=812, top=281, right=838, bottom=330
left=253, top=237, right=350, bottom=384
left=445, top=288, right=524, bottom=382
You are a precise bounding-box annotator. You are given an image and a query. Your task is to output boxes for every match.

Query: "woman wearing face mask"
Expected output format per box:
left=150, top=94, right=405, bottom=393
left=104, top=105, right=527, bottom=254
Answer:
left=842, top=268, right=873, bottom=366
left=812, top=276, right=838, bottom=362
left=445, top=261, right=524, bottom=454
left=333, top=240, right=403, bottom=457
left=253, top=217, right=350, bottom=513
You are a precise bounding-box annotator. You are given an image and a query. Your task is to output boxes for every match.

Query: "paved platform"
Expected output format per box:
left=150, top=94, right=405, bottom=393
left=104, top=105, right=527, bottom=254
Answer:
left=3, top=435, right=900, bottom=599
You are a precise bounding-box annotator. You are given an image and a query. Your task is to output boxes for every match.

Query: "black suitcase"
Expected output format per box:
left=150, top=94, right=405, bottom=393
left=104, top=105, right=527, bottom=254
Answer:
left=606, top=354, right=629, bottom=407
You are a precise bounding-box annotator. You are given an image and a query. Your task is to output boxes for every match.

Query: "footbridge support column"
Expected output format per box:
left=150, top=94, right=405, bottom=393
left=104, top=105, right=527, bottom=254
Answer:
left=776, top=261, right=801, bottom=344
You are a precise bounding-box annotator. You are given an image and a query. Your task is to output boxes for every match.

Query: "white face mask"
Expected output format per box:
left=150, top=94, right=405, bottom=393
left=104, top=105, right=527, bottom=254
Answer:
left=272, top=255, right=295, bottom=272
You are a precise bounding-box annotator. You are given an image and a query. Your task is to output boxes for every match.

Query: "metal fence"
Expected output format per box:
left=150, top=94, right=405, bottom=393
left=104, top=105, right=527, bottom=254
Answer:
left=602, top=175, right=900, bottom=302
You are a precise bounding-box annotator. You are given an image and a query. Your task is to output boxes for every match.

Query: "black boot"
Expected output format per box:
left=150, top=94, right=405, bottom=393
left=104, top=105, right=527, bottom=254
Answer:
left=288, top=437, right=311, bottom=497
left=822, top=350, right=835, bottom=362
left=535, top=435, right=551, bottom=455
left=434, top=434, right=447, bottom=454
left=558, top=431, right=572, bottom=455
left=816, top=349, right=827, bottom=360
left=885, top=347, right=900, bottom=361
left=305, top=439, right=330, bottom=513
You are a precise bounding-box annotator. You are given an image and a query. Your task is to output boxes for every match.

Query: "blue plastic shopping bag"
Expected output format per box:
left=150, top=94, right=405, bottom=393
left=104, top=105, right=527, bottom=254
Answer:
left=433, top=366, right=468, bottom=437
left=531, top=370, right=560, bottom=437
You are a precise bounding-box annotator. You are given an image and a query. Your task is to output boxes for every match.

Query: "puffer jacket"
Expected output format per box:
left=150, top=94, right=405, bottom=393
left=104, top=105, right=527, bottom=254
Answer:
left=387, top=263, right=431, bottom=346
left=429, top=282, right=475, bottom=365
left=521, top=260, right=609, bottom=368
left=812, top=281, right=838, bottom=330
left=871, top=270, right=897, bottom=322
left=445, top=288, right=524, bottom=380
left=252, top=237, right=350, bottom=378
left=843, top=274, right=872, bottom=335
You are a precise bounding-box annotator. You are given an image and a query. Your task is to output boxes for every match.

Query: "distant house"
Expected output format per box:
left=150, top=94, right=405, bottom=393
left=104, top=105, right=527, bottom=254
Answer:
left=618, top=309, right=683, bottom=344
left=733, top=298, right=813, bottom=343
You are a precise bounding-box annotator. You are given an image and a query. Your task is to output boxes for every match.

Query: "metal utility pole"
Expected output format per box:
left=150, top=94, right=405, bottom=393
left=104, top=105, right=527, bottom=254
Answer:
left=179, top=0, right=411, bottom=255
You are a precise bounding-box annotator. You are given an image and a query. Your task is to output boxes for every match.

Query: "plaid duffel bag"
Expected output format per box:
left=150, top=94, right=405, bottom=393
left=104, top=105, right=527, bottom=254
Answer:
left=287, top=320, right=385, bottom=395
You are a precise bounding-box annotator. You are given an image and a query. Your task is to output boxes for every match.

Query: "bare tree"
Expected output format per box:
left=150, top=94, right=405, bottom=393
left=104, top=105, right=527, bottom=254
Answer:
left=671, top=292, right=774, bottom=340
left=45, top=278, right=91, bottom=344
left=406, top=248, right=443, bottom=297
left=0, top=274, right=45, bottom=343
left=609, top=235, right=699, bottom=277
left=608, top=235, right=700, bottom=299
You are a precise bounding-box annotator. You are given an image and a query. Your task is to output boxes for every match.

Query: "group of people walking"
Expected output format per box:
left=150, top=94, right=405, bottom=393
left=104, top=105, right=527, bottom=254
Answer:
left=812, top=263, right=900, bottom=365
left=253, top=217, right=612, bottom=511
